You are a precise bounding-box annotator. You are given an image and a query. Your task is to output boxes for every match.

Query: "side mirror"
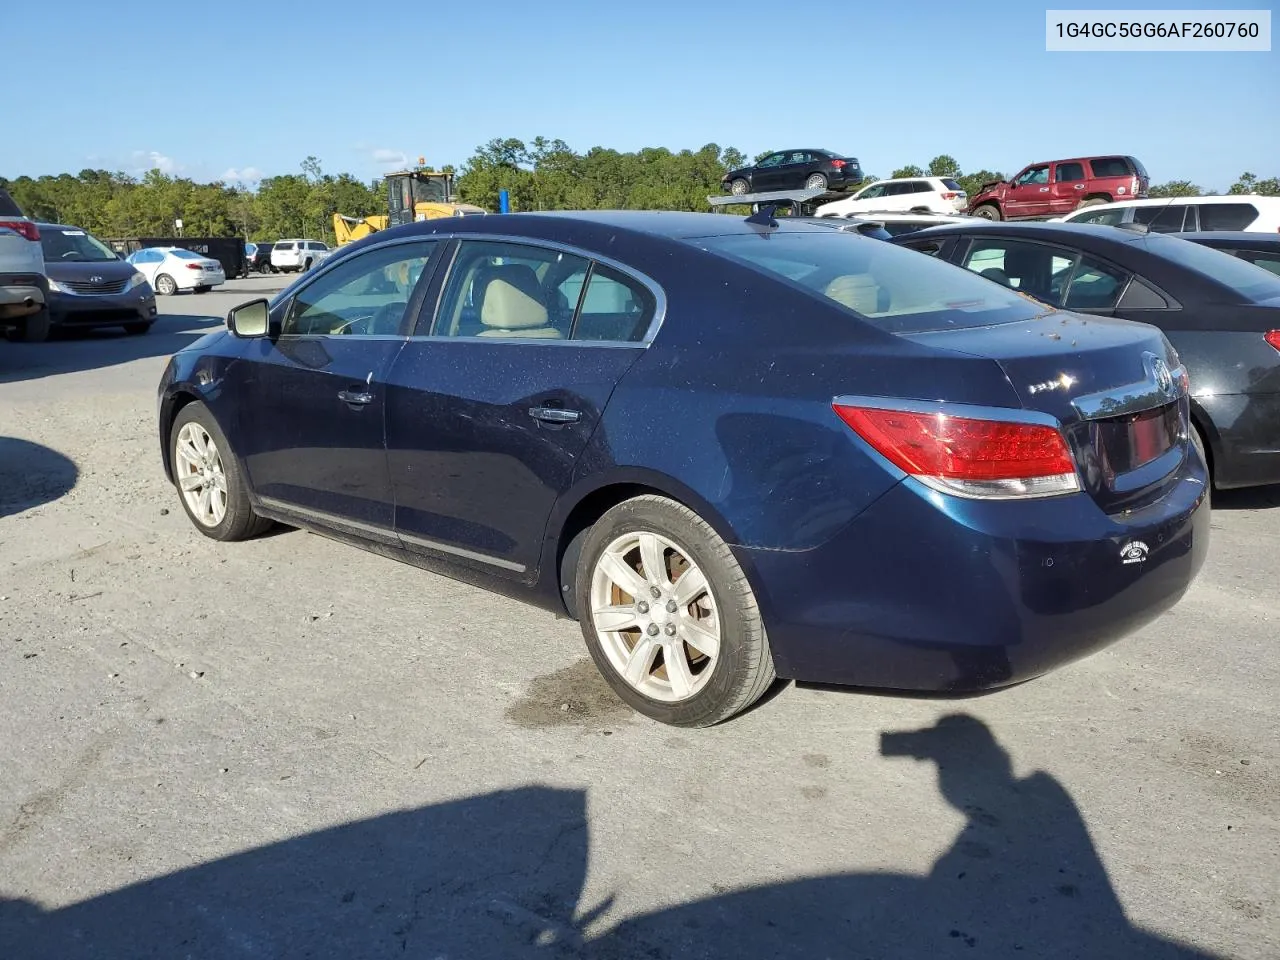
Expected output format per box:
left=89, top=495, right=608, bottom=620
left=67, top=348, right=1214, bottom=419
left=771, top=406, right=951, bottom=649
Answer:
left=227, top=298, right=271, bottom=338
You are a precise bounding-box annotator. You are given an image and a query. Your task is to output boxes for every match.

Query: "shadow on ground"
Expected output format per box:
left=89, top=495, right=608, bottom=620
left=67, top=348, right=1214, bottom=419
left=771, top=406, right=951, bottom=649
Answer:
left=0, top=313, right=223, bottom=384
left=0, top=715, right=1221, bottom=959
left=1213, top=484, right=1280, bottom=510
left=0, top=437, right=78, bottom=518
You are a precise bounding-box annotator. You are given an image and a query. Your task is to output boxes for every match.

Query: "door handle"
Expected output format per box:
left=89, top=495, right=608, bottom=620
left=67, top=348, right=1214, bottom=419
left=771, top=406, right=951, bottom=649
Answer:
left=528, top=406, right=581, bottom=424
left=1074, top=184, right=1086, bottom=190
left=338, top=389, right=373, bottom=406
left=1039, top=187, right=1050, bottom=192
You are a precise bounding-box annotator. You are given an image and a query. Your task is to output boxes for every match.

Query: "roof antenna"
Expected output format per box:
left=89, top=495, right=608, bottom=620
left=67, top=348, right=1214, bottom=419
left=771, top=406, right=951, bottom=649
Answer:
left=746, top=204, right=778, bottom=228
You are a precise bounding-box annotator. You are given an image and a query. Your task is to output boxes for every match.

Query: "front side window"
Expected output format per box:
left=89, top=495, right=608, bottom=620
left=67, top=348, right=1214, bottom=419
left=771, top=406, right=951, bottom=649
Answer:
left=1139, top=233, right=1280, bottom=301
left=1237, top=250, right=1280, bottom=277
left=283, top=241, right=436, bottom=336
left=1015, top=166, right=1050, bottom=187
left=756, top=153, right=785, bottom=168
left=856, top=183, right=886, bottom=200
left=694, top=231, right=1046, bottom=334
left=1070, top=207, right=1126, bottom=226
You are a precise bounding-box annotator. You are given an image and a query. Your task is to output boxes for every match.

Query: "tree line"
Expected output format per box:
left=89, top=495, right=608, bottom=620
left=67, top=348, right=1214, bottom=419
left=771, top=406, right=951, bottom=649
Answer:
left=3, top=143, right=1276, bottom=243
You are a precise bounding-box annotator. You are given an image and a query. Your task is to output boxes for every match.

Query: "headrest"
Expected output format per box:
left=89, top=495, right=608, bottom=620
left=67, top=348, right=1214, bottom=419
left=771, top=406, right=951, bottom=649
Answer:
left=479, top=264, right=549, bottom=330
left=824, top=274, right=879, bottom=314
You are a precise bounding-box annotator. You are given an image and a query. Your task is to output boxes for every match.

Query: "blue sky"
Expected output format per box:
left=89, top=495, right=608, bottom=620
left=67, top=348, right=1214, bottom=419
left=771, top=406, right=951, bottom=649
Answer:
left=5, top=0, right=1276, bottom=192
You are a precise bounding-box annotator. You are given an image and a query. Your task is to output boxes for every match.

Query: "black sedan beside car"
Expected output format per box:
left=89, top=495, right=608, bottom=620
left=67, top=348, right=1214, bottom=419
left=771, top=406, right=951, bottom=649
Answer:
left=158, top=211, right=1208, bottom=727
left=40, top=223, right=158, bottom=335
left=894, top=221, right=1280, bottom=489
left=721, top=149, right=863, bottom=196
left=1174, top=231, right=1280, bottom=276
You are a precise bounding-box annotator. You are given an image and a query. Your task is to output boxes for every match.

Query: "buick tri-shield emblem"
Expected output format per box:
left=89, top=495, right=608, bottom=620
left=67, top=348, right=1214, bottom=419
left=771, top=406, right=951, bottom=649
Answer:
left=1143, top=352, right=1173, bottom=394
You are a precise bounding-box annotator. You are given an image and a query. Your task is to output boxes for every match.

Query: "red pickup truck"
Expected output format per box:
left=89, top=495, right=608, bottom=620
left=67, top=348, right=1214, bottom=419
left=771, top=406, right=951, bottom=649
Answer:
left=968, top=156, right=1150, bottom=221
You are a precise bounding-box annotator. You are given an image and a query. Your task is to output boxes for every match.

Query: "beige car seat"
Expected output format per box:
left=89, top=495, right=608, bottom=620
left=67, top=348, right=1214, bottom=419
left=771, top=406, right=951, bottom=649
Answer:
left=824, top=273, right=882, bottom=315
left=475, top=264, right=563, bottom=339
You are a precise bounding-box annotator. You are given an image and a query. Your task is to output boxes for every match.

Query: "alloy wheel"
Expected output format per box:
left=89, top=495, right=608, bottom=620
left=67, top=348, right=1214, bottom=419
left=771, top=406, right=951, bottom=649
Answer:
left=175, top=422, right=228, bottom=527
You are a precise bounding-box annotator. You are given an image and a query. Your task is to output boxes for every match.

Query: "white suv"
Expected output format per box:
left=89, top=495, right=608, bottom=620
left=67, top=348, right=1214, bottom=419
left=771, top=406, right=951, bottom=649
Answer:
left=815, top=176, right=969, bottom=218
left=0, top=188, right=51, bottom=342
left=1055, top=194, right=1280, bottom=233
left=271, top=239, right=332, bottom=273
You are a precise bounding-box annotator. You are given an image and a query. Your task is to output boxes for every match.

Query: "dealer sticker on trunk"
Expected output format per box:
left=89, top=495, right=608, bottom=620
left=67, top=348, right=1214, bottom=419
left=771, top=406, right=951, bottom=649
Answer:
left=1121, top=541, right=1150, bottom=565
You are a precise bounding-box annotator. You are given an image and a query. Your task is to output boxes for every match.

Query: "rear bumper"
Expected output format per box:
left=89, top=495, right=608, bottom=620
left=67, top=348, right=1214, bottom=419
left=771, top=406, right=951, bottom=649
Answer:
left=735, top=459, right=1210, bottom=692
left=1199, top=392, right=1280, bottom=489
left=0, top=277, right=47, bottom=318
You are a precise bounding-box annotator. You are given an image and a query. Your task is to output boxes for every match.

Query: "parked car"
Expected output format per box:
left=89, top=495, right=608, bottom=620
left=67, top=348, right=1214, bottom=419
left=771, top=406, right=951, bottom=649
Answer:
left=39, top=223, right=157, bottom=335
left=1055, top=195, right=1280, bottom=233
left=0, top=187, right=50, bottom=342
left=157, top=211, right=1208, bottom=727
left=1175, top=231, right=1280, bottom=275
left=818, top=211, right=971, bottom=238
left=246, top=242, right=276, bottom=273
left=968, top=156, right=1150, bottom=221
left=721, top=149, right=863, bottom=196
left=893, top=221, right=1280, bottom=489
left=126, top=247, right=226, bottom=295
left=271, top=239, right=331, bottom=273
left=815, top=177, right=967, bottom=217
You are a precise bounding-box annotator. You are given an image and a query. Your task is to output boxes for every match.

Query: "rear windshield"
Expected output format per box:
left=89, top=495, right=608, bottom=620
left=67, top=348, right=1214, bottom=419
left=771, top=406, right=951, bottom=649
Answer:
left=41, top=227, right=118, bottom=262
left=1140, top=233, right=1280, bottom=302
left=694, top=231, right=1046, bottom=334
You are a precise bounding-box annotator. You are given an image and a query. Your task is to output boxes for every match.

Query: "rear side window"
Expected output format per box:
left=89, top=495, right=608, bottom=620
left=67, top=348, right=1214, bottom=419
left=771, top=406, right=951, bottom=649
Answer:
left=1090, top=157, right=1132, bottom=178
left=910, top=181, right=933, bottom=193
left=1197, top=203, right=1258, bottom=231
left=1134, top=205, right=1188, bottom=232
left=1056, top=162, right=1086, bottom=182
left=941, top=179, right=963, bottom=191
left=1237, top=251, right=1280, bottom=276
left=695, top=231, right=1045, bottom=334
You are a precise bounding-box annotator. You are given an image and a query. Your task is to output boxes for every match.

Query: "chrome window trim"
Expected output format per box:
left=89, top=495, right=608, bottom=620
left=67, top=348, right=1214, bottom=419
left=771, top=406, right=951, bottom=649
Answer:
left=411, top=233, right=668, bottom=346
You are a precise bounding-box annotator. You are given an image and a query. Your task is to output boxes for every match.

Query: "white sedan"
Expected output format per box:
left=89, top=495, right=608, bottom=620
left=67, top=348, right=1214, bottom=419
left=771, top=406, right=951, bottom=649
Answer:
left=126, top=247, right=226, bottom=295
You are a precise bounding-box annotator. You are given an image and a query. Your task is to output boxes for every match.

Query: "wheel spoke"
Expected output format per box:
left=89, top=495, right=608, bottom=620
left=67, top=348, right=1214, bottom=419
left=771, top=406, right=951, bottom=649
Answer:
left=176, top=443, right=201, bottom=468
left=638, top=532, right=668, bottom=588
left=597, top=550, right=648, bottom=600
left=593, top=604, right=640, bottom=633
left=211, top=471, right=227, bottom=493
left=664, top=641, right=695, bottom=699
left=680, top=617, right=720, bottom=660
left=671, top=566, right=708, bottom=608
left=624, top=637, right=659, bottom=687
left=189, top=429, right=207, bottom=458
left=198, top=486, right=213, bottom=519
left=178, top=473, right=204, bottom=491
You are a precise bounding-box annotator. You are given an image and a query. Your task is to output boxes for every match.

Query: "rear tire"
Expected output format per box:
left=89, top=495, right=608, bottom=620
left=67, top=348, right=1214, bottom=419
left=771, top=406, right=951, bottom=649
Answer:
left=17, top=306, right=51, bottom=343
left=303, top=258, right=313, bottom=271
left=805, top=173, right=829, bottom=191
left=973, top=203, right=1002, bottom=221
left=574, top=495, right=776, bottom=727
left=170, top=402, right=273, bottom=542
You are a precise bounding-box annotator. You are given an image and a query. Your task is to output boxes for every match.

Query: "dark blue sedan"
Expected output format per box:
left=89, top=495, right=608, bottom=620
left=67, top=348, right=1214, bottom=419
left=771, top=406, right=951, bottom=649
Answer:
left=156, top=212, right=1210, bottom=726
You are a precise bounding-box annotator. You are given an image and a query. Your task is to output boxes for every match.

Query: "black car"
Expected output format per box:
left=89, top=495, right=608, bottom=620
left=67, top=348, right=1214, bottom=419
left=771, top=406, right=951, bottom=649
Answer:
left=721, top=149, right=862, bottom=196
left=894, top=221, right=1280, bottom=489
left=157, top=211, right=1209, bottom=727
left=1174, top=231, right=1280, bottom=277
left=39, top=223, right=158, bottom=335
left=246, top=241, right=276, bottom=273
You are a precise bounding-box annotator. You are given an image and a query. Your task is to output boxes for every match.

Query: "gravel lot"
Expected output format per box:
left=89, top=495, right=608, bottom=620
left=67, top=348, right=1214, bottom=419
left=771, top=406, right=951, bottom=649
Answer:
left=1, top=277, right=1277, bottom=958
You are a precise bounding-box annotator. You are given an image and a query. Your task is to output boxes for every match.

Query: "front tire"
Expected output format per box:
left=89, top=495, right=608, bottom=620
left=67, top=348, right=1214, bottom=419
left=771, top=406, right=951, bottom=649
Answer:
left=574, top=495, right=776, bottom=727
left=972, top=203, right=1002, bottom=220
left=730, top=178, right=749, bottom=196
left=170, top=402, right=272, bottom=542
left=155, top=273, right=178, bottom=296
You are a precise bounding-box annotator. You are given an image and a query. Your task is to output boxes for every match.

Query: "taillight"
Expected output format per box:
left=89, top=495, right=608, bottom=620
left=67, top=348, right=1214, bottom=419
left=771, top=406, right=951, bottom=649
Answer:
left=0, top=219, right=39, bottom=242
left=941, top=192, right=959, bottom=199
left=830, top=159, right=847, bottom=168
left=833, top=402, right=1080, bottom=499
left=1265, top=330, right=1280, bottom=353
left=185, top=263, right=202, bottom=270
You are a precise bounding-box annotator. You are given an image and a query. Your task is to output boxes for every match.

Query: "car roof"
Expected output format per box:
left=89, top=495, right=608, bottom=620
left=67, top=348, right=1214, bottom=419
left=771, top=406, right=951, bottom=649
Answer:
left=35, top=222, right=87, bottom=232
left=1174, top=231, right=1280, bottom=245
left=1070, top=195, right=1276, bottom=211
left=902, top=220, right=1152, bottom=242
left=497, top=210, right=842, bottom=239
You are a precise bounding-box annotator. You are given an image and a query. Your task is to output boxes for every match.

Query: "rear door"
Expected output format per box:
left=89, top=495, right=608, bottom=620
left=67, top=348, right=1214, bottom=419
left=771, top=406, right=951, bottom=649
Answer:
left=231, top=238, right=442, bottom=537
left=384, top=238, right=656, bottom=578
left=1051, top=161, right=1088, bottom=213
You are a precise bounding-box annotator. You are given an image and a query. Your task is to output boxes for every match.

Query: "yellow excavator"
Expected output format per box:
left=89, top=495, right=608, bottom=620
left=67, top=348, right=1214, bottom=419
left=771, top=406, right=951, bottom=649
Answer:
left=333, top=168, right=487, bottom=246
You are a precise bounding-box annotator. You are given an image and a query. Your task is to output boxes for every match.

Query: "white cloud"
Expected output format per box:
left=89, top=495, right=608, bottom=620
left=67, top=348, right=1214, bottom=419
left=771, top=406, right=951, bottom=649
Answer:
left=131, top=150, right=180, bottom=175
left=372, top=148, right=409, bottom=170
left=222, top=166, right=265, bottom=183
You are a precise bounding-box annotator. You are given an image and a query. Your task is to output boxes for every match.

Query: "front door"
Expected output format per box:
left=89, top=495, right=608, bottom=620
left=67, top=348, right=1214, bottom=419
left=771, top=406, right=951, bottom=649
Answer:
left=1004, top=165, right=1053, bottom=218
left=233, top=238, right=442, bottom=538
left=385, top=238, right=655, bottom=578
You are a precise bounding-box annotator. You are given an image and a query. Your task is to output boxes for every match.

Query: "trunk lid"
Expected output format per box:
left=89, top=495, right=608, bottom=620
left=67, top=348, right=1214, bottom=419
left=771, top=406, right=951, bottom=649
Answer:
left=906, top=312, right=1191, bottom=513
